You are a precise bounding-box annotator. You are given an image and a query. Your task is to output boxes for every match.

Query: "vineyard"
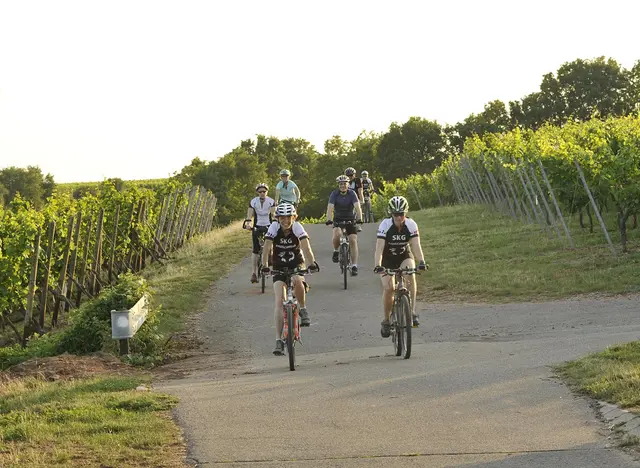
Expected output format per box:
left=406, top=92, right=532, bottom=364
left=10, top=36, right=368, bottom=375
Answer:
left=0, top=180, right=216, bottom=347
left=374, top=115, right=640, bottom=254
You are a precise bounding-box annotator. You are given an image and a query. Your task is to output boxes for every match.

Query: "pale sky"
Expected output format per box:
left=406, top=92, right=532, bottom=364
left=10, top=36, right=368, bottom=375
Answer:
left=1, top=0, right=638, bottom=183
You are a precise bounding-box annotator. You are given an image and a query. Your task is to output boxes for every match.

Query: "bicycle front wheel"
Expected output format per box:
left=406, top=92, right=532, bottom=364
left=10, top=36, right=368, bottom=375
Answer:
left=392, top=301, right=402, bottom=356
left=286, top=305, right=296, bottom=371
left=341, top=243, right=349, bottom=290
left=399, top=294, right=412, bottom=359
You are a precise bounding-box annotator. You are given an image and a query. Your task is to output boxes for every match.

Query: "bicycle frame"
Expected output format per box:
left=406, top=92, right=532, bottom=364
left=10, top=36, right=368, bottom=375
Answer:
left=382, top=267, right=418, bottom=359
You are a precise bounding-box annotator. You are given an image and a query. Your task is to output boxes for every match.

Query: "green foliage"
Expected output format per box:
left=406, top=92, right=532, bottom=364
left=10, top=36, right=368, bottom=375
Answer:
left=56, top=273, right=163, bottom=359
left=0, top=166, right=55, bottom=209
left=0, top=333, right=60, bottom=371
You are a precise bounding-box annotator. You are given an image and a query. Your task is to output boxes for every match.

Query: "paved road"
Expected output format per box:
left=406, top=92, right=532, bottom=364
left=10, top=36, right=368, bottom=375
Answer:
left=156, top=222, right=640, bottom=467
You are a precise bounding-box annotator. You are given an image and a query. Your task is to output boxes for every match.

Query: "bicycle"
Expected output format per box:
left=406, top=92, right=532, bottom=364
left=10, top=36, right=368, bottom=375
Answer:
left=244, top=224, right=268, bottom=293
left=333, top=220, right=355, bottom=290
left=380, top=267, right=420, bottom=359
left=269, top=266, right=310, bottom=371
left=362, top=196, right=374, bottom=223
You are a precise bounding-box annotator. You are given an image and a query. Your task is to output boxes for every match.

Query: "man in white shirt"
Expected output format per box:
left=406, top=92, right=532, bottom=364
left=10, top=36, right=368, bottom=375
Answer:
left=243, top=183, right=276, bottom=283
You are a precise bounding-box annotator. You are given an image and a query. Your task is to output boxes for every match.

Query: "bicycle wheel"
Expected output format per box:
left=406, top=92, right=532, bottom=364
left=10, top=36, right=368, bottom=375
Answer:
left=260, top=265, right=266, bottom=293
left=341, top=243, right=349, bottom=290
left=286, top=304, right=296, bottom=371
left=392, top=301, right=402, bottom=356
left=399, top=294, right=412, bottom=359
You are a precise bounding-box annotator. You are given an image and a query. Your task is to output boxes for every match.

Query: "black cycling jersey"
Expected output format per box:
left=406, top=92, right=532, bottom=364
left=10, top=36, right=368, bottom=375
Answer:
left=376, top=217, right=420, bottom=268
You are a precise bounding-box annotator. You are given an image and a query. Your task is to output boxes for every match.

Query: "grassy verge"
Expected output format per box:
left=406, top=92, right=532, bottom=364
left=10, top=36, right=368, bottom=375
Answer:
left=0, top=374, right=183, bottom=467
left=0, top=220, right=251, bottom=466
left=555, top=342, right=640, bottom=413
left=142, top=220, right=251, bottom=339
left=413, top=205, right=640, bottom=303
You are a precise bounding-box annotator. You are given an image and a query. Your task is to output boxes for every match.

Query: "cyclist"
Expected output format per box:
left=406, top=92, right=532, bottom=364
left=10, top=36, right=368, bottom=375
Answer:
left=275, top=169, right=301, bottom=206
left=361, top=170, right=375, bottom=222
left=243, top=183, right=276, bottom=284
left=261, top=202, right=319, bottom=356
left=373, top=196, right=427, bottom=336
left=325, top=175, right=363, bottom=276
left=345, top=167, right=363, bottom=203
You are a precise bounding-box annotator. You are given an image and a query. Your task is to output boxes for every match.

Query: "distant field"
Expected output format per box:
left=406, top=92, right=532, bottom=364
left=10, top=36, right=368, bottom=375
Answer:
left=54, top=178, right=169, bottom=195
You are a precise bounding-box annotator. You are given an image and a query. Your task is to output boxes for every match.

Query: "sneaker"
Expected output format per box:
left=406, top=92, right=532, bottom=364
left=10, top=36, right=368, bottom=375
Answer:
left=332, top=251, right=339, bottom=263
left=250, top=273, right=258, bottom=283
left=350, top=265, right=358, bottom=276
left=412, top=314, right=420, bottom=327
left=380, top=319, right=391, bottom=338
left=273, top=339, right=285, bottom=356
left=299, top=308, right=310, bottom=327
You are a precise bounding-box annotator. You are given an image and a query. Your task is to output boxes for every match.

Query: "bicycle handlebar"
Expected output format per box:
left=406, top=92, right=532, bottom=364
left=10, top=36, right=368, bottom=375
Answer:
left=380, top=267, right=420, bottom=276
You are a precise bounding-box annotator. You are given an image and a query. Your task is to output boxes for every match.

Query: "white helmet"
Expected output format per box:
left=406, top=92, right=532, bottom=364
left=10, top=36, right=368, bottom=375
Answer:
left=255, top=182, right=269, bottom=191
left=388, top=196, right=409, bottom=214
left=361, top=170, right=369, bottom=177
left=336, top=175, right=349, bottom=183
left=275, top=202, right=296, bottom=217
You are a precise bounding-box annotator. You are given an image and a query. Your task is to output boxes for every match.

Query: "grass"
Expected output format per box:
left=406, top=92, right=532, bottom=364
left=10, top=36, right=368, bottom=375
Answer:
left=412, top=204, right=640, bottom=303
left=0, top=220, right=252, bottom=466
left=555, top=341, right=640, bottom=414
left=142, top=220, right=251, bottom=338
left=0, top=375, right=184, bottom=467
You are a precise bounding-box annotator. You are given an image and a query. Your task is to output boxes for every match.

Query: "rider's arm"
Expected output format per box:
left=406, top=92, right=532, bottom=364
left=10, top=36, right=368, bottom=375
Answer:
left=409, top=236, right=425, bottom=264
left=358, top=185, right=364, bottom=203
left=262, top=239, right=273, bottom=267
left=326, top=203, right=334, bottom=221
left=245, top=207, right=254, bottom=226
left=354, top=200, right=363, bottom=221
left=300, top=238, right=316, bottom=266
left=374, top=238, right=385, bottom=266
left=294, top=184, right=301, bottom=202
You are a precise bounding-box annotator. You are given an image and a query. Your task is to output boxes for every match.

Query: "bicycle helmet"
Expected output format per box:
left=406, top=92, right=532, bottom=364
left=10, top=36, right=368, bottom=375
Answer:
left=344, top=167, right=356, bottom=176
left=361, top=170, right=368, bottom=177
left=388, top=196, right=409, bottom=214
left=279, top=169, right=291, bottom=176
left=255, top=183, right=269, bottom=191
left=275, top=202, right=296, bottom=217
left=336, top=175, right=349, bottom=183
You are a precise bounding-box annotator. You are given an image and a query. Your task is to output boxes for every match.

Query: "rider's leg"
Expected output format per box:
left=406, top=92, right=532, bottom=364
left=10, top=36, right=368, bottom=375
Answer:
left=292, top=275, right=305, bottom=308
left=332, top=226, right=341, bottom=262
left=380, top=275, right=394, bottom=321
left=252, top=254, right=259, bottom=275
left=332, top=227, right=341, bottom=249
left=273, top=281, right=286, bottom=340
left=349, top=233, right=358, bottom=266
left=400, top=258, right=417, bottom=312
left=292, top=274, right=310, bottom=326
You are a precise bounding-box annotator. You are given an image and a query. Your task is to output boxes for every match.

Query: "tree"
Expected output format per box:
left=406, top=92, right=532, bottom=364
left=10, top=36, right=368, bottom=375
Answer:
left=447, top=100, right=511, bottom=152
left=376, top=117, right=446, bottom=180
left=0, top=166, right=55, bottom=209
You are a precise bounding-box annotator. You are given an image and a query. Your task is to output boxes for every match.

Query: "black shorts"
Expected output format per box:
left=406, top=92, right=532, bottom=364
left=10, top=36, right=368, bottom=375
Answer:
left=272, top=264, right=304, bottom=284
left=334, top=219, right=357, bottom=236
left=252, top=226, right=269, bottom=254
left=382, top=254, right=414, bottom=270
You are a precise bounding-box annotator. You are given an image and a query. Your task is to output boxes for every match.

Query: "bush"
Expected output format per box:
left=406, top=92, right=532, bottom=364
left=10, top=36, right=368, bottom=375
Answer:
left=56, top=273, right=165, bottom=363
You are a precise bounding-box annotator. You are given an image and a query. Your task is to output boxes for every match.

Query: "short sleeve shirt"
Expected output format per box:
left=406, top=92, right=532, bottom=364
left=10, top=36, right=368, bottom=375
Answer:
left=250, top=196, right=276, bottom=227
left=276, top=180, right=299, bottom=203
left=329, top=189, right=359, bottom=220
left=376, top=217, right=420, bottom=262
left=349, top=177, right=362, bottom=194
left=265, top=221, right=308, bottom=268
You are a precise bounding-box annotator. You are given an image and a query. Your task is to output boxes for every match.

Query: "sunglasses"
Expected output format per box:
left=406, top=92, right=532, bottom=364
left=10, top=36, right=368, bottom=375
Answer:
left=392, top=213, right=406, bottom=217
left=257, top=190, right=267, bottom=194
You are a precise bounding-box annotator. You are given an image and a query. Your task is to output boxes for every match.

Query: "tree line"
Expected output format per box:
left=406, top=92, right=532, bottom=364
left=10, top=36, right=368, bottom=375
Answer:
left=3, top=56, right=638, bottom=224
left=173, top=56, right=640, bottom=224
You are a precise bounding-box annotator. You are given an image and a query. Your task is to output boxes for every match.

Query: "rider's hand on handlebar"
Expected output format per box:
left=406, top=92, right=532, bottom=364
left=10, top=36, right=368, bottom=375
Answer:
left=325, top=220, right=333, bottom=226
left=374, top=265, right=384, bottom=274
left=243, top=219, right=252, bottom=230
left=417, top=260, right=428, bottom=271
left=308, top=261, right=320, bottom=273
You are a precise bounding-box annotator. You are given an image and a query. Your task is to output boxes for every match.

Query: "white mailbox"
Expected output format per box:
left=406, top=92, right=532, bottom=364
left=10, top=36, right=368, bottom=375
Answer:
left=111, top=294, right=149, bottom=339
